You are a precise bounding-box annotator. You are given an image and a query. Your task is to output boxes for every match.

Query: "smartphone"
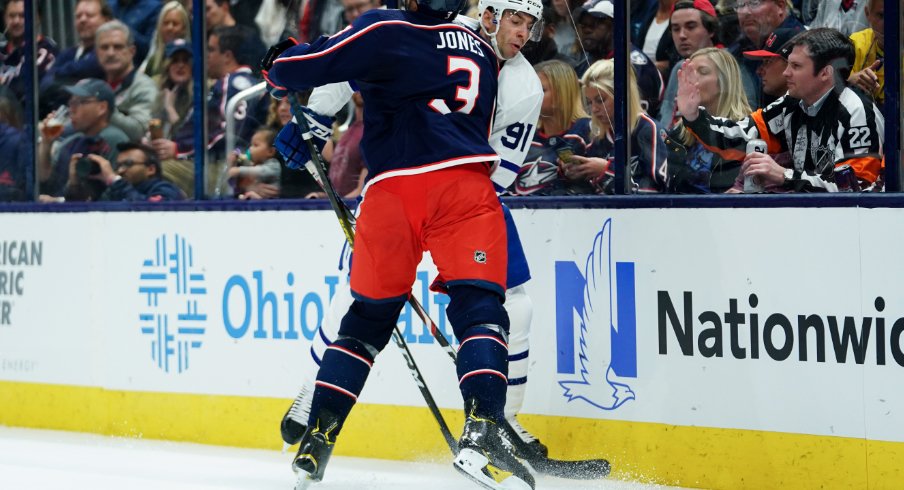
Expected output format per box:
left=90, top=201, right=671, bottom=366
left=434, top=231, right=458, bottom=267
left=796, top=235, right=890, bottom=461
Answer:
left=556, top=147, right=575, bottom=165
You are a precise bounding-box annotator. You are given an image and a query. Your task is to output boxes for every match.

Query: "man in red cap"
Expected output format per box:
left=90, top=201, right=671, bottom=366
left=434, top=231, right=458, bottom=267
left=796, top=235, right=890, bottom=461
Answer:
left=742, top=28, right=798, bottom=107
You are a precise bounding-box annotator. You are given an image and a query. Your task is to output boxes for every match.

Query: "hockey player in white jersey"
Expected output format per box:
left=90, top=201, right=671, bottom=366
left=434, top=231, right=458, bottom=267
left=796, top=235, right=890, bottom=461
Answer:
left=277, top=0, right=547, bottom=463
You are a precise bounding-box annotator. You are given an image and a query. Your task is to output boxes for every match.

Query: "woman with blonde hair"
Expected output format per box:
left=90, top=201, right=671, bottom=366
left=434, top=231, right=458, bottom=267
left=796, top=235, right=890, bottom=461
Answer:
left=141, top=1, right=191, bottom=79
left=672, top=47, right=751, bottom=192
left=509, top=59, right=592, bottom=195
left=564, top=58, right=668, bottom=194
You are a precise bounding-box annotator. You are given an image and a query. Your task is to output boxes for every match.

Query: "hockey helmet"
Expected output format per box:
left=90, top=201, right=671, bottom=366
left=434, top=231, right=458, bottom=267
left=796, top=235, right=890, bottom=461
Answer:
left=477, top=0, right=544, bottom=42
left=415, top=0, right=467, bottom=20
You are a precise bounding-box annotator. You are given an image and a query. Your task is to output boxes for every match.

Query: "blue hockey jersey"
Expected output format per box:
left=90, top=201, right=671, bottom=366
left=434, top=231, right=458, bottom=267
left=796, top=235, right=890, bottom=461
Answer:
left=266, top=9, right=500, bottom=184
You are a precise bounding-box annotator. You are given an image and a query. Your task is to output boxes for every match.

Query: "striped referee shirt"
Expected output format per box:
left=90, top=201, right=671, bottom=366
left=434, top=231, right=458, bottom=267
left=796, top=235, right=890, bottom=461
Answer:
left=684, top=86, right=884, bottom=192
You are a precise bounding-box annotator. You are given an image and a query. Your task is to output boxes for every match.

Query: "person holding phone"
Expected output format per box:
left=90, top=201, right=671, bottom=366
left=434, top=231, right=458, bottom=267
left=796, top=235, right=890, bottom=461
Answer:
left=509, top=59, right=591, bottom=196
left=568, top=58, right=668, bottom=194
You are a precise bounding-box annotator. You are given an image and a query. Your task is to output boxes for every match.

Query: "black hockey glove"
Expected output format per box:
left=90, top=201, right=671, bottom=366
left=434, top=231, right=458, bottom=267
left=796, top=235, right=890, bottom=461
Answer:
left=260, top=37, right=298, bottom=71
left=261, top=38, right=299, bottom=100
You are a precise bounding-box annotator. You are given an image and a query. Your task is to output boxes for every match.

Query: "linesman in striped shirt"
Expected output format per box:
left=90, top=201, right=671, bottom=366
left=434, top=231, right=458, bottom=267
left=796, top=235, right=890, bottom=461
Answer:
left=676, top=27, right=884, bottom=192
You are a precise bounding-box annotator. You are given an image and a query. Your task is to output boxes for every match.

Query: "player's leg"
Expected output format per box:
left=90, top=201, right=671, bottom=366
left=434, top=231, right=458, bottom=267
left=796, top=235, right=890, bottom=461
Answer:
left=424, top=164, right=534, bottom=490
left=280, top=281, right=354, bottom=446
left=292, top=183, right=420, bottom=484
left=499, top=204, right=548, bottom=455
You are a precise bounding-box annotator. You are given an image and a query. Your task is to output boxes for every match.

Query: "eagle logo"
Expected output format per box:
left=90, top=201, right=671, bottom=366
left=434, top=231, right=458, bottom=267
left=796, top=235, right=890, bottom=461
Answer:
left=558, top=219, right=636, bottom=411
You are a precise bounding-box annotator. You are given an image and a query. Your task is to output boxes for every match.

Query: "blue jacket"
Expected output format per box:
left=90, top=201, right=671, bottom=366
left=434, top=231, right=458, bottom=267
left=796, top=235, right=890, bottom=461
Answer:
left=0, top=123, right=28, bottom=201
left=102, top=177, right=186, bottom=201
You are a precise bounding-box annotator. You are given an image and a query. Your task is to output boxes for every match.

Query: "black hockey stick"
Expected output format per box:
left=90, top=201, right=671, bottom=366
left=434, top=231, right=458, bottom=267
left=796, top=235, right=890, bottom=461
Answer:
left=289, top=95, right=457, bottom=452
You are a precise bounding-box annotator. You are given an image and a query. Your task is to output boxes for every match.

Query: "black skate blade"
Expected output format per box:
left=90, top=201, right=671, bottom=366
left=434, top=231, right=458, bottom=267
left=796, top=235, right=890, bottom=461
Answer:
left=500, top=421, right=610, bottom=480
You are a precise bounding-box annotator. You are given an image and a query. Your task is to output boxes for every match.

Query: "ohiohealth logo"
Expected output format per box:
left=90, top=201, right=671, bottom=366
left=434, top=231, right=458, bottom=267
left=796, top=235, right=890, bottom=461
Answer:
left=138, top=234, right=207, bottom=373
left=555, top=218, right=637, bottom=410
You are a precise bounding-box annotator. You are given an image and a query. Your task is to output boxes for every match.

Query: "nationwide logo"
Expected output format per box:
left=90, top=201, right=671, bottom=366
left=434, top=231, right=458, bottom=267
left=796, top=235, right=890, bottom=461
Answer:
left=555, top=218, right=637, bottom=411
left=138, top=234, right=207, bottom=373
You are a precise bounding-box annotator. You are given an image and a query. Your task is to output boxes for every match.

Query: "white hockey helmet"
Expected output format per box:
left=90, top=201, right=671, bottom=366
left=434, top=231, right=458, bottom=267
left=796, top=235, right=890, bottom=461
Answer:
left=477, top=0, right=544, bottom=43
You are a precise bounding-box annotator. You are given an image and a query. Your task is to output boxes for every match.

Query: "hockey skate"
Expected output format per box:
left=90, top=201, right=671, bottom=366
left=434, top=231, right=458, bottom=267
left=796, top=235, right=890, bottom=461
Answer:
left=281, top=384, right=312, bottom=448
left=505, top=415, right=548, bottom=459
left=292, top=409, right=339, bottom=490
left=453, top=401, right=535, bottom=490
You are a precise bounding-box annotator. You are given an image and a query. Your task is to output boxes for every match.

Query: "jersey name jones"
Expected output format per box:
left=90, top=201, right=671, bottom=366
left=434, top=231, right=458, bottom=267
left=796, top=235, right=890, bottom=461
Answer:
left=436, top=31, right=485, bottom=58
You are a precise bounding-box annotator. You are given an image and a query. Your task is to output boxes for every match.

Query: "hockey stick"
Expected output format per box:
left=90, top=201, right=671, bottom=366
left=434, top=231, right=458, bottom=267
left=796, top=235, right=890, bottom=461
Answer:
left=290, top=96, right=608, bottom=478
left=289, top=95, right=457, bottom=452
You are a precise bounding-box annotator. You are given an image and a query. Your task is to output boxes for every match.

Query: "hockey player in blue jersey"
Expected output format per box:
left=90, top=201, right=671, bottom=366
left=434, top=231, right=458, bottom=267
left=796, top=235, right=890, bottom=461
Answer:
left=275, top=0, right=552, bottom=468
left=262, top=0, right=536, bottom=489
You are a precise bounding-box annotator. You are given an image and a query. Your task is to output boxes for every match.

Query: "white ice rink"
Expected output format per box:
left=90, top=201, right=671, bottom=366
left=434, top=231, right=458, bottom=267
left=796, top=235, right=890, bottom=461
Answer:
left=0, top=426, right=679, bottom=490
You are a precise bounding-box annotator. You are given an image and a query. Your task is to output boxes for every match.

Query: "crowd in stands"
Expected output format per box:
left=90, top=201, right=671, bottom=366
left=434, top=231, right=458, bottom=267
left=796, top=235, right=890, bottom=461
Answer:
left=0, top=0, right=895, bottom=201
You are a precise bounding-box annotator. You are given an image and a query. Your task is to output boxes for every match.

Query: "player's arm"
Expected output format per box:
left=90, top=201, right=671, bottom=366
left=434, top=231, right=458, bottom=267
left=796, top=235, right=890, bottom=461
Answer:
left=264, top=17, right=384, bottom=93
left=489, top=93, right=541, bottom=192
left=308, top=82, right=356, bottom=118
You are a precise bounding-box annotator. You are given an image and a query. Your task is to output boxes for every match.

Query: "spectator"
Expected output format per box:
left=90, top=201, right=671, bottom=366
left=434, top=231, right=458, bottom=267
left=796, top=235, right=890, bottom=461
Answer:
left=297, top=0, right=346, bottom=42
left=308, top=92, right=367, bottom=199
left=265, top=97, right=292, bottom=130
left=659, top=0, right=742, bottom=129
left=149, top=38, right=195, bottom=196
left=96, top=20, right=160, bottom=142
left=0, top=0, right=58, bottom=102
left=107, top=0, right=163, bottom=64
left=510, top=60, right=591, bottom=196
left=636, top=0, right=677, bottom=76
left=94, top=141, right=185, bottom=201
left=264, top=94, right=321, bottom=198
left=548, top=0, right=579, bottom=60
left=141, top=0, right=190, bottom=79
left=728, top=0, right=804, bottom=105
left=256, top=0, right=302, bottom=46
left=231, top=0, right=265, bottom=32
left=808, top=0, right=868, bottom=36
left=521, top=7, right=572, bottom=65
left=39, top=0, right=113, bottom=117
left=678, top=28, right=884, bottom=192
left=37, top=79, right=130, bottom=200
left=742, top=28, right=796, bottom=103
left=573, top=0, right=664, bottom=119
left=0, top=92, right=29, bottom=201
left=228, top=127, right=282, bottom=199
left=206, top=25, right=262, bottom=158
left=657, top=0, right=722, bottom=78
left=571, top=59, right=668, bottom=194
left=848, top=0, right=884, bottom=105
left=670, top=48, right=752, bottom=193
left=206, top=0, right=236, bottom=31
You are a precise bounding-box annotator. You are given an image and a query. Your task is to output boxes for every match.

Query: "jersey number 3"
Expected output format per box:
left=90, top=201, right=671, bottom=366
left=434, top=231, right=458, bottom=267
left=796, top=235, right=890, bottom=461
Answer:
left=429, top=56, right=480, bottom=115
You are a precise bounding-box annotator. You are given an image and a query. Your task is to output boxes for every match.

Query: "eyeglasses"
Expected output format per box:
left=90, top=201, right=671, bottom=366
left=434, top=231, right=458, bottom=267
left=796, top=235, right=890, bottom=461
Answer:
left=735, top=0, right=764, bottom=11
left=116, top=158, right=147, bottom=169
left=68, top=97, right=99, bottom=108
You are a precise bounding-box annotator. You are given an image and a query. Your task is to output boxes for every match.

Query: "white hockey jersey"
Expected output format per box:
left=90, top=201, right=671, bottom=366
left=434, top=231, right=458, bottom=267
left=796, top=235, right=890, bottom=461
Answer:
left=306, top=14, right=542, bottom=192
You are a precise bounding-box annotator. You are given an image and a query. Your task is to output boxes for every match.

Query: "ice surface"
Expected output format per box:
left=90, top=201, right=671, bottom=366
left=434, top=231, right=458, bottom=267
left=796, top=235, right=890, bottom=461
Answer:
left=0, top=426, right=680, bottom=489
